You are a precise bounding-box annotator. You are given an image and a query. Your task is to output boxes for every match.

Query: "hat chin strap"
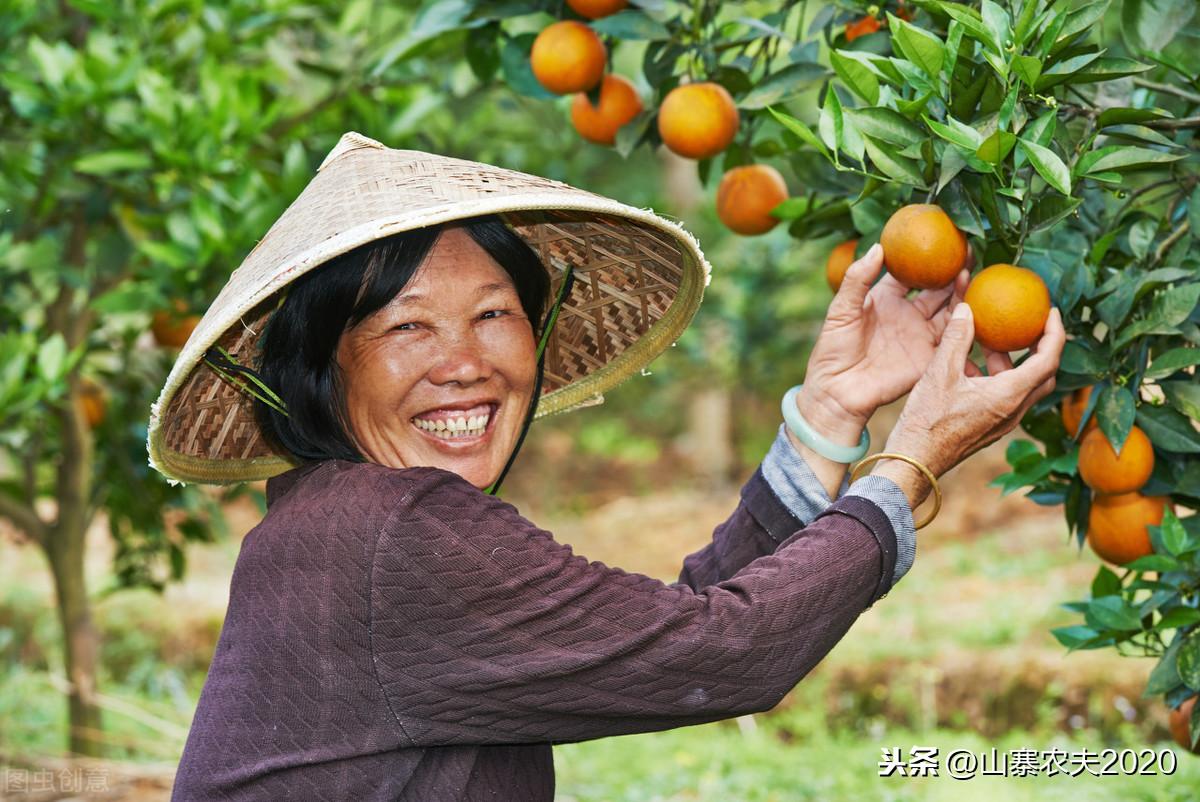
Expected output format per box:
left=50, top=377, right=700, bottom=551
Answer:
left=484, top=267, right=575, bottom=497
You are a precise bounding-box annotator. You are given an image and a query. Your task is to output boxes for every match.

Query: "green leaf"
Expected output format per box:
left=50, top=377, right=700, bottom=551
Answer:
left=1127, top=554, right=1183, bottom=572
left=1128, top=218, right=1157, bottom=261
left=845, top=107, right=926, bottom=147
left=979, top=0, right=1012, bottom=51
left=74, top=150, right=153, bottom=175
left=591, top=9, right=671, bottom=39
left=1095, top=384, right=1136, bottom=454
left=887, top=14, right=945, bottom=78
left=1163, top=382, right=1200, bottom=422
left=830, top=50, right=880, bottom=104
left=1013, top=54, right=1043, bottom=87
left=1072, top=57, right=1154, bottom=84
left=1059, top=0, right=1111, bottom=41
left=861, top=134, right=926, bottom=186
left=1086, top=596, right=1143, bottom=631
left=1137, top=404, right=1200, bottom=453
left=1027, top=195, right=1082, bottom=231
left=1060, top=340, right=1106, bottom=375
left=1017, top=139, right=1071, bottom=195
left=1147, top=348, right=1200, bottom=381
left=1052, top=625, right=1102, bottom=650
left=499, top=34, right=557, bottom=99
left=1096, top=107, right=1170, bottom=128
left=1159, top=507, right=1191, bottom=556
left=1091, top=565, right=1122, bottom=598
left=1114, top=283, right=1200, bottom=349
left=1179, top=634, right=1200, bottom=690
left=1077, top=145, right=1187, bottom=176
left=1122, top=0, right=1196, bottom=52
left=36, top=334, right=67, bottom=383
left=976, top=130, right=1016, bottom=164
left=1145, top=635, right=1184, bottom=695
left=938, top=3, right=998, bottom=51
left=768, top=107, right=831, bottom=159
left=1036, top=51, right=1102, bottom=89
left=739, top=62, right=827, bottom=109
left=1190, top=186, right=1200, bottom=242
left=371, top=0, right=477, bottom=76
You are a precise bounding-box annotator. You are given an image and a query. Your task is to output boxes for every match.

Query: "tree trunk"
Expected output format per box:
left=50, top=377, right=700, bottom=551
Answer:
left=43, top=523, right=104, bottom=757
left=681, top=384, right=737, bottom=488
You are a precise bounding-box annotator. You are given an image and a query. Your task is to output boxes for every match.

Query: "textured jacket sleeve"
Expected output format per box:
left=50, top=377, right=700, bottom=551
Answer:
left=369, top=466, right=898, bottom=748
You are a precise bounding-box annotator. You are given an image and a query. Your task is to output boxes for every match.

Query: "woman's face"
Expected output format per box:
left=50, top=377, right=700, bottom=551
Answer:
left=335, top=226, right=539, bottom=488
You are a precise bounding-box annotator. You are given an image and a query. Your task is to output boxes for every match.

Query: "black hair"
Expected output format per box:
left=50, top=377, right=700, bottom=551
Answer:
left=253, top=214, right=551, bottom=463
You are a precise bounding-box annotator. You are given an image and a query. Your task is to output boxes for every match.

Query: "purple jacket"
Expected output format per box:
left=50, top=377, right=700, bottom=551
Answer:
left=171, top=458, right=898, bottom=800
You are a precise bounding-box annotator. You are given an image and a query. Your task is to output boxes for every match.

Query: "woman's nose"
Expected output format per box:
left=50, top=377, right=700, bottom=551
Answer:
left=426, top=336, right=494, bottom=387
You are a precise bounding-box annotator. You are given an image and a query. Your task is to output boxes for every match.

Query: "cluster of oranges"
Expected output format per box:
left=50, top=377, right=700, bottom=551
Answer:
left=825, top=203, right=1052, bottom=353
left=1063, top=386, right=1167, bottom=567
left=530, top=2, right=789, bottom=237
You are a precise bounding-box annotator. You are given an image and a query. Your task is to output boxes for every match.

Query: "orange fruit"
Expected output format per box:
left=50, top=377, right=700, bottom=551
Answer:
left=1170, top=697, right=1200, bottom=754
left=531, top=21, right=606, bottom=95
left=78, top=378, right=106, bottom=429
left=845, top=16, right=881, bottom=41
left=1078, top=425, right=1155, bottom=495
left=715, top=164, right=789, bottom=236
left=1086, top=492, right=1169, bottom=565
left=152, top=299, right=201, bottom=349
left=962, top=264, right=1051, bottom=352
left=567, top=0, right=627, bottom=18
left=570, top=74, right=643, bottom=146
left=656, top=81, right=740, bottom=160
left=1061, top=386, right=1098, bottom=438
left=879, top=204, right=967, bottom=290
left=825, top=239, right=859, bottom=291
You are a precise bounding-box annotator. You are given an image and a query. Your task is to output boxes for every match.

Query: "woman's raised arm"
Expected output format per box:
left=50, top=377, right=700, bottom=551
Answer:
left=369, top=466, right=898, bottom=748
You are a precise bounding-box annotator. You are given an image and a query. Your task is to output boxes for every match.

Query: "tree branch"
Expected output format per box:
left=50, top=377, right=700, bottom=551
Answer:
left=1152, top=220, right=1190, bottom=266
left=0, top=493, right=47, bottom=546
left=1143, top=116, right=1200, bottom=131
left=1133, top=78, right=1200, bottom=105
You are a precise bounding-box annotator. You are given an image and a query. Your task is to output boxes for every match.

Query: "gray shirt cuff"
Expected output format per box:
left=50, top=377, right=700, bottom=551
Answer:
left=762, top=423, right=915, bottom=587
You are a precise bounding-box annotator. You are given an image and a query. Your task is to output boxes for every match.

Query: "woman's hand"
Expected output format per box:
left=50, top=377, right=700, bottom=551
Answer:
left=797, top=242, right=971, bottom=444
left=872, top=303, right=1066, bottom=509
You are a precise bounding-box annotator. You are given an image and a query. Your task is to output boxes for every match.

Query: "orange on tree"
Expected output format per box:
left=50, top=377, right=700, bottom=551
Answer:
left=570, top=74, right=643, bottom=146
left=715, top=164, right=789, bottom=236
left=845, top=16, right=881, bottom=42
left=531, top=20, right=606, bottom=95
left=152, top=298, right=201, bottom=349
left=78, top=378, right=106, bottom=429
left=1078, top=425, right=1155, bottom=495
left=1086, top=491, right=1170, bottom=566
left=1170, top=696, right=1200, bottom=754
left=962, top=264, right=1051, bottom=352
left=825, top=238, right=859, bottom=292
left=656, top=81, right=740, bottom=160
left=1061, top=386, right=1098, bottom=438
left=879, top=204, right=967, bottom=290
left=567, top=0, right=627, bottom=19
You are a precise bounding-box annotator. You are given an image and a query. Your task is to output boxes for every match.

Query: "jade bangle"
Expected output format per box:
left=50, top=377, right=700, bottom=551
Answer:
left=781, top=384, right=870, bottom=463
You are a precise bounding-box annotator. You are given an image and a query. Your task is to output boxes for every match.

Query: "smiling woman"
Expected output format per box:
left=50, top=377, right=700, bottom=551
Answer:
left=148, top=133, right=1062, bottom=802
left=255, top=219, right=549, bottom=490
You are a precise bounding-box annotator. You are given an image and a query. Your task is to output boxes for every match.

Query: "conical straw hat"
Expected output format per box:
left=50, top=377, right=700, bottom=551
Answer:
left=147, top=132, right=712, bottom=485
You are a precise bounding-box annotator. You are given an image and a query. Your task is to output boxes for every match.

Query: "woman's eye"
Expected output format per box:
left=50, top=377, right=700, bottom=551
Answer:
left=481, top=309, right=509, bottom=320
left=392, top=322, right=417, bottom=331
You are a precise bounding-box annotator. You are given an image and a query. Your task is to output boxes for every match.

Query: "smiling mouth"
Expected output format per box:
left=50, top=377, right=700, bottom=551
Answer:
left=410, top=403, right=499, bottom=442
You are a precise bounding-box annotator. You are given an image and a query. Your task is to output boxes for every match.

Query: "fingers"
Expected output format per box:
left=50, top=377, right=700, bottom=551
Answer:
left=983, top=347, right=1014, bottom=376
left=931, top=302, right=976, bottom=381
left=911, top=282, right=957, bottom=318
left=829, top=243, right=884, bottom=315
left=963, top=359, right=984, bottom=378
left=991, top=308, right=1065, bottom=395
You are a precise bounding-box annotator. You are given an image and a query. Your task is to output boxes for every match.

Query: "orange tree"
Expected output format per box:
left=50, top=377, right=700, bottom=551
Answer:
left=435, top=0, right=1200, bottom=743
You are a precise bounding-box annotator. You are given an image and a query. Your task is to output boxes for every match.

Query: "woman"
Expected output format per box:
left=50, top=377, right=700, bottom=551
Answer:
left=148, top=133, right=1064, bottom=801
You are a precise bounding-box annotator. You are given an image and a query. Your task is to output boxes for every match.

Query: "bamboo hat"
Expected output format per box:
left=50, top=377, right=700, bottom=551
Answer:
left=147, top=132, right=712, bottom=485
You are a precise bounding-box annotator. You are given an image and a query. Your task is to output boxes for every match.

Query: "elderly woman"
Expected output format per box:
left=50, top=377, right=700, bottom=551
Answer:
left=148, top=133, right=1063, bottom=801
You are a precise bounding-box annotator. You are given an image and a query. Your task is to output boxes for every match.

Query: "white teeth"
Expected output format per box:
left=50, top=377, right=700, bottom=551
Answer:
left=413, top=410, right=491, bottom=438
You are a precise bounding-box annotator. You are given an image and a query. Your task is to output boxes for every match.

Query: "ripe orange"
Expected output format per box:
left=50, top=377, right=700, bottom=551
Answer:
left=1078, top=425, right=1155, bottom=495
left=78, top=378, right=106, bottom=429
left=962, top=264, right=1051, bottom=352
left=531, top=21, right=607, bottom=95
left=656, top=82, right=740, bottom=160
left=845, top=16, right=881, bottom=41
left=1061, top=386, right=1097, bottom=438
left=152, top=299, right=201, bottom=349
left=879, top=204, right=967, bottom=290
left=825, top=239, right=859, bottom=291
left=570, top=74, right=643, bottom=146
left=1086, top=492, right=1169, bottom=565
left=1170, top=696, right=1200, bottom=754
left=567, top=0, right=627, bottom=18
left=715, top=164, right=789, bottom=236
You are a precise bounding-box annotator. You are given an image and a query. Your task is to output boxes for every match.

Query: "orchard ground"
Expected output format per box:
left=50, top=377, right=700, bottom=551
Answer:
left=3, top=404, right=1200, bottom=801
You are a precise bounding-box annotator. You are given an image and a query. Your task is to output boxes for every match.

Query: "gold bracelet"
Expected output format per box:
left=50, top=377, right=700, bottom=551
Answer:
left=849, top=452, right=942, bottom=530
